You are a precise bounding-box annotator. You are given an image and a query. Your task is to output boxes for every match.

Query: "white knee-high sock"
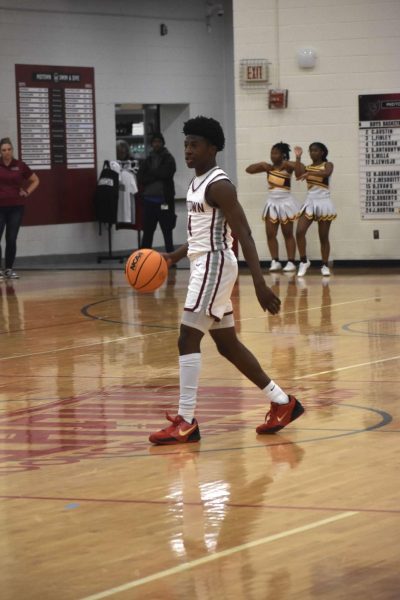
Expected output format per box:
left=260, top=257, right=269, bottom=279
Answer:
left=263, top=380, right=289, bottom=405
left=178, top=353, right=201, bottom=423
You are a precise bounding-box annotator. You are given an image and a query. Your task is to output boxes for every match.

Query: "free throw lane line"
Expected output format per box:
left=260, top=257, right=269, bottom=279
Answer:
left=294, top=354, right=400, bottom=379
left=79, top=511, right=358, bottom=600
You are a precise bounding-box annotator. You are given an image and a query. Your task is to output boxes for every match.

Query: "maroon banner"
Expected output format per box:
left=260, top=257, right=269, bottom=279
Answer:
left=15, top=64, right=97, bottom=226
left=359, top=93, right=400, bottom=123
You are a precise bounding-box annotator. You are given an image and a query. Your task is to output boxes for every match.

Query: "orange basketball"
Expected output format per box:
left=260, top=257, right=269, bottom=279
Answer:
left=125, top=249, right=168, bottom=293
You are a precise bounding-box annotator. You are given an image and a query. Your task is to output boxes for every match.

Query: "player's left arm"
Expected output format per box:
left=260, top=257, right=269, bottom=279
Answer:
left=207, top=180, right=280, bottom=315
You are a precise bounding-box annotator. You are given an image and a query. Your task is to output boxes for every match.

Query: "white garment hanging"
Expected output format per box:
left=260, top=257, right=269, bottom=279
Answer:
left=110, top=160, right=138, bottom=224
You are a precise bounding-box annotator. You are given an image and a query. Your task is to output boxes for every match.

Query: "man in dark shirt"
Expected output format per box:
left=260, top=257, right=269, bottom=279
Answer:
left=137, top=133, right=176, bottom=253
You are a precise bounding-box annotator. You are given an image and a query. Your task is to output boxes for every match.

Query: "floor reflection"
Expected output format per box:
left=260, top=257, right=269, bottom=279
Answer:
left=0, top=282, right=23, bottom=332
left=149, top=433, right=304, bottom=598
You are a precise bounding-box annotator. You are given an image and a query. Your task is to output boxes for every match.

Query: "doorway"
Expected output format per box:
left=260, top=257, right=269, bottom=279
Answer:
left=115, top=103, right=160, bottom=169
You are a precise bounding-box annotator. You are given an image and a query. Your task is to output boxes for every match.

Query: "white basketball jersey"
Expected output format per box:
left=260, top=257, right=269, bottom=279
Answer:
left=186, top=166, right=234, bottom=258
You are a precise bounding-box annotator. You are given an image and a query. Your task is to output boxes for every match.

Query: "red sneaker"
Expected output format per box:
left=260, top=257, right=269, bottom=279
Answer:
left=256, top=396, right=304, bottom=434
left=149, top=413, right=201, bottom=445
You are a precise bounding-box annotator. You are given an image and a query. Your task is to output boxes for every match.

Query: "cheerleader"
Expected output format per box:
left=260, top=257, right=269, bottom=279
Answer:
left=246, top=142, right=299, bottom=272
left=294, top=143, right=336, bottom=277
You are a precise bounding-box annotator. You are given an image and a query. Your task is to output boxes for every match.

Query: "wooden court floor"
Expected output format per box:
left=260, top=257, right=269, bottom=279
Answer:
left=0, top=266, right=399, bottom=600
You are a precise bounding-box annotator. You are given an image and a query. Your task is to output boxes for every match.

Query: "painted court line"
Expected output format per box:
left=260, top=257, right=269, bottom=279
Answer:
left=0, top=330, right=171, bottom=362
left=280, top=296, right=380, bottom=317
left=295, top=354, right=400, bottom=379
left=79, top=511, right=357, bottom=600
left=239, top=296, right=379, bottom=322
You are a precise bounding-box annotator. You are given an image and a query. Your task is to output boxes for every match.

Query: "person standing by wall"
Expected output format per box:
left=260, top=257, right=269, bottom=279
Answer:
left=0, top=138, right=39, bottom=280
left=246, top=142, right=299, bottom=273
left=294, top=143, right=336, bottom=277
left=137, top=133, right=176, bottom=253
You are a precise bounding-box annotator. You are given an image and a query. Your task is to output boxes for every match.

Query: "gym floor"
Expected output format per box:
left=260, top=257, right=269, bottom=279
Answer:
left=0, top=266, right=399, bottom=599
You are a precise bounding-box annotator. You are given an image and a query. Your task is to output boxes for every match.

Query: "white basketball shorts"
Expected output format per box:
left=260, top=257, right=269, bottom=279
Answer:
left=182, top=249, right=238, bottom=332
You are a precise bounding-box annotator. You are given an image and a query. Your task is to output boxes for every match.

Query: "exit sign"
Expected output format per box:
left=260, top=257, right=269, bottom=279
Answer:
left=245, top=64, right=268, bottom=82
left=240, top=59, right=270, bottom=88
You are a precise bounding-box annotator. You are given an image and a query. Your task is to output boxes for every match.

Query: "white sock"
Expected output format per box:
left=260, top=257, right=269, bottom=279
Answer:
left=178, top=353, right=201, bottom=423
left=263, top=380, right=289, bottom=405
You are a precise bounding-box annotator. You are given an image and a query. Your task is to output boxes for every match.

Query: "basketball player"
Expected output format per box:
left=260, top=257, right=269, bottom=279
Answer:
left=246, top=142, right=299, bottom=273
left=294, top=143, right=336, bottom=277
left=149, top=117, right=304, bottom=445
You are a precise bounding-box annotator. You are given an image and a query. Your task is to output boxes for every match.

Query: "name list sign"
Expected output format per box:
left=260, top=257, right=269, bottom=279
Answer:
left=359, top=93, right=400, bottom=219
left=15, top=65, right=97, bottom=225
left=17, top=68, right=95, bottom=170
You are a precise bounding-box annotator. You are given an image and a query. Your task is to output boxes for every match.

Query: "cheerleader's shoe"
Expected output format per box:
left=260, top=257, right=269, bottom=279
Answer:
left=283, top=261, right=296, bottom=272
left=297, top=260, right=311, bottom=277
left=321, top=265, right=331, bottom=277
left=269, top=260, right=282, bottom=272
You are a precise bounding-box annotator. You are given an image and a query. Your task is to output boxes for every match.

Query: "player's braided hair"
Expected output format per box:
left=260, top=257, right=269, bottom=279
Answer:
left=272, top=142, right=291, bottom=160
left=309, top=142, right=328, bottom=160
left=183, top=116, right=225, bottom=151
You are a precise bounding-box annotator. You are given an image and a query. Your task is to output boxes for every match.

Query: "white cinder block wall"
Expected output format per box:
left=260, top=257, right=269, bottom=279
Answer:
left=233, top=0, right=400, bottom=261
left=0, top=0, right=234, bottom=257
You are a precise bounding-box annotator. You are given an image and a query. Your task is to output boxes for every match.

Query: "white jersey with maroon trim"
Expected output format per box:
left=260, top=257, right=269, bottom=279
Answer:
left=186, top=166, right=234, bottom=259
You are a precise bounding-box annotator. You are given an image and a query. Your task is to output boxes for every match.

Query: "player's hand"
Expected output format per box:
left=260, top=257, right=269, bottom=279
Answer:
left=160, top=252, right=174, bottom=268
left=254, top=281, right=281, bottom=315
left=160, top=243, right=188, bottom=267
